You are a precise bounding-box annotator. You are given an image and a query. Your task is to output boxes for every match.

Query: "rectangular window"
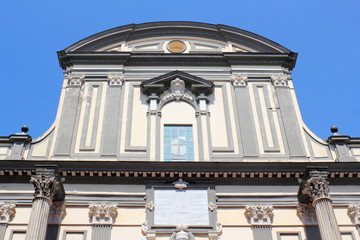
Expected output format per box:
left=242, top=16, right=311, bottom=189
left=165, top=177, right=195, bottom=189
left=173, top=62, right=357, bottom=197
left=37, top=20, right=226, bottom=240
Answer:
left=164, top=125, right=194, bottom=161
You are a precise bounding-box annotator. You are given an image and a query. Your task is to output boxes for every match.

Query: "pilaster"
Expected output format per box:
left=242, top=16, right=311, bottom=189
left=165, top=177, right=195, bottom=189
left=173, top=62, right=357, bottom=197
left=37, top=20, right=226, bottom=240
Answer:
left=245, top=205, right=273, bottom=240
left=0, top=202, right=16, bottom=240
left=88, top=202, right=118, bottom=240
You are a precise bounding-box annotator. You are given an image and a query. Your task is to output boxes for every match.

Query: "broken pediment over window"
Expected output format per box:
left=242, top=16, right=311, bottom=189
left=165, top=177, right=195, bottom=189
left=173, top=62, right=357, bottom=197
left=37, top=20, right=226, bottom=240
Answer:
left=140, top=71, right=214, bottom=102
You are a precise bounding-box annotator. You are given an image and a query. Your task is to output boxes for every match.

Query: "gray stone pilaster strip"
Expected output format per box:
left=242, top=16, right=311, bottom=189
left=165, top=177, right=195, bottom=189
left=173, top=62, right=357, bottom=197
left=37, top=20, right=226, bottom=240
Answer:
left=91, top=225, right=111, bottom=240
left=45, top=224, right=60, bottom=240
left=25, top=197, right=52, bottom=240
left=0, top=224, right=7, bottom=240
left=304, top=225, right=321, bottom=240
left=252, top=225, right=273, bottom=240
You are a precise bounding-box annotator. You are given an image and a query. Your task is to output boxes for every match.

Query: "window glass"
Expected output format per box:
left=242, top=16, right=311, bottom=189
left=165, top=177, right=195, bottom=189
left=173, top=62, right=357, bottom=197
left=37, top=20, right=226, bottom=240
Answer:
left=164, top=125, right=194, bottom=161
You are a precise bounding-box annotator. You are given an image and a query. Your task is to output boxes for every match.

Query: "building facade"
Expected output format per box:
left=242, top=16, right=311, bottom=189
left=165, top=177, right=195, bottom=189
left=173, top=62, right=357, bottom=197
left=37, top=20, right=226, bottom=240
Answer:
left=0, top=21, right=360, bottom=240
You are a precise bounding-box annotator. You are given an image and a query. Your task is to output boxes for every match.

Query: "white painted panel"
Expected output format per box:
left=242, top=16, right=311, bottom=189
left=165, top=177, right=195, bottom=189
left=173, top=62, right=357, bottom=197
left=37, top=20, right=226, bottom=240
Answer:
left=130, top=87, right=148, bottom=147
left=0, top=146, right=9, bottom=155
left=352, top=148, right=360, bottom=156
left=65, top=232, right=84, bottom=240
left=31, top=138, right=49, bottom=157
left=279, top=234, right=299, bottom=240
left=11, top=232, right=26, bottom=240
left=341, top=233, right=353, bottom=240
left=208, top=87, right=228, bottom=148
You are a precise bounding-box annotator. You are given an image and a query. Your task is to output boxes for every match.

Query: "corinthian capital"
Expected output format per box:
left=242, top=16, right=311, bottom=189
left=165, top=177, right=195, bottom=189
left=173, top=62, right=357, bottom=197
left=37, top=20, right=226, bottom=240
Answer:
left=231, top=74, right=247, bottom=87
left=348, top=204, right=360, bottom=224
left=107, top=74, right=124, bottom=86
left=297, top=204, right=317, bottom=224
left=30, top=176, right=62, bottom=201
left=245, top=205, right=274, bottom=225
left=0, top=202, right=16, bottom=223
left=67, top=73, right=85, bottom=87
left=89, top=202, right=118, bottom=224
left=271, top=74, right=290, bottom=87
left=302, top=177, right=330, bottom=202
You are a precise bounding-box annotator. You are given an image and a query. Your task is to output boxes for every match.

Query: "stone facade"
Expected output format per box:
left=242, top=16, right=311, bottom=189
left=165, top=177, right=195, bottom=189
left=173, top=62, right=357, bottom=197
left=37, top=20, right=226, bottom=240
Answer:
left=0, top=22, right=359, bottom=240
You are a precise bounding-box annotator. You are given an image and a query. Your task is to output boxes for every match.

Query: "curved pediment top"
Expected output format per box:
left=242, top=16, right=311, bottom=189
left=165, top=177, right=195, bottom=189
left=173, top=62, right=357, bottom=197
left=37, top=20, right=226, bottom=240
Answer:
left=63, top=21, right=291, bottom=54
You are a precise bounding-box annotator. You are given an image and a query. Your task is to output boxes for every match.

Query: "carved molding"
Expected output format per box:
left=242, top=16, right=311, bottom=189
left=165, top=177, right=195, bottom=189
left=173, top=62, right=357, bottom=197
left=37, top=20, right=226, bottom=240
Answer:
left=271, top=74, right=290, bottom=87
left=141, top=221, right=156, bottom=240
left=0, top=202, right=16, bottom=223
left=172, top=178, right=188, bottom=189
left=30, top=176, right=62, bottom=201
left=208, top=221, right=223, bottom=240
left=231, top=74, right=247, bottom=87
left=348, top=204, right=360, bottom=224
left=208, top=202, right=217, bottom=211
left=302, top=177, right=330, bottom=202
left=297, top=204, right=317, bottom=224
left=48, top=201, right=66, bottom=224
left=108, top=74, right=124, bottom=86
left=145, top=201, right=154, bottom=211
left=88, top=202, right=118, bottom=224
left=245, top=205, right=274, bottom=225
left=67, top=73, right=85, bottom=87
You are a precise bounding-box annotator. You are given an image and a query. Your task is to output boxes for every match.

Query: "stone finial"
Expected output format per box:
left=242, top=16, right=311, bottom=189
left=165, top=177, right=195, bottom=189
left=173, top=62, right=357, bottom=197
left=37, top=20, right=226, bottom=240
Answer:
left=297, top=204, right=317, bottom=224
left=231, top=74, right=247, bottom=87
left=330, top=126, right=339, bottom=135
left=0, top=202, right=16, bottom=223
left=30, top=176, right=62, bottom=201
left=348, top=204, right=360, bottom=224
left=67, top=73, right=85, bottom=87
left=88, top=203, right=118, bottom=224
left=271, top=74, right=290, bottom=87
left=108, top=74, right=124, bottom=86
left=48, top=201, right=66, bottom=224
left=173, top=178, right=188, bottom=189
left=302, top=177, right=330, bottom=202
left=245, top=205, right=274, bottom=225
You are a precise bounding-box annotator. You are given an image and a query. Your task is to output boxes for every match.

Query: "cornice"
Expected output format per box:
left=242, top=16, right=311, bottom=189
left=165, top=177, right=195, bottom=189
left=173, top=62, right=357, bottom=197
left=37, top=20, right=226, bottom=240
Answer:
left=57, top=52, right=297, bottom=70
left=1, top=161, right=360, bottom=185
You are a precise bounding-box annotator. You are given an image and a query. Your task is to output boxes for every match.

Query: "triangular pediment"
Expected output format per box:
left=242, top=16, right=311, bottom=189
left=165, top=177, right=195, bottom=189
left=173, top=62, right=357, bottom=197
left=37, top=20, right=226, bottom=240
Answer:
left=140, top=71, right=214, bottom=96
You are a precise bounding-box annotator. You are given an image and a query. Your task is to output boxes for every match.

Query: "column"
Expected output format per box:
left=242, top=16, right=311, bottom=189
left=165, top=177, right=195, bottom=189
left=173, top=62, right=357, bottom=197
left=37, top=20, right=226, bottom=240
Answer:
left=25, top=166, right=64, bottom=240
left=0, top=202, right=16, bottom=240
left=298, top=167, right=341, bottom=240
left=88, top=202, right=118, bottom=240
left=245, top=205, right=274, bottom=240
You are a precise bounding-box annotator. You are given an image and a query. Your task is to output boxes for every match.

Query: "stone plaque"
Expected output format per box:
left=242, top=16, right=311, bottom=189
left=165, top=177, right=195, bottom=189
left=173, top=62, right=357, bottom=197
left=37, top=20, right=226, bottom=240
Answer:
left=154, top=189, right=210, bottom=226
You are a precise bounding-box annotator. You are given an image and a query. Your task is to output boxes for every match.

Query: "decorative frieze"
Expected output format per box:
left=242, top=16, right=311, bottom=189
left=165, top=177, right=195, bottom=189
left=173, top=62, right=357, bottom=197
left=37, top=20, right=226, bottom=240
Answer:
left=0, top=202, right=16, bottom=223
left=48, top=201, right=66, bottom=224
left=231, top=74, right=247, bottom=87
left=30, top=176, right=62, bottom=201
left=107, top=74, right=124, bottom=86
left=271, top=74, right=290, bottom=87
left=348, top=204, right=360, bottom=224
left=88, top=203, right=118, bottom=224
left=301, top=177, right=330, bottom=203
left=67, top=73, right=85, bottom=87
left=297, top=204, right=317, bottom=224
left=245, top=205, right=274, bottom=225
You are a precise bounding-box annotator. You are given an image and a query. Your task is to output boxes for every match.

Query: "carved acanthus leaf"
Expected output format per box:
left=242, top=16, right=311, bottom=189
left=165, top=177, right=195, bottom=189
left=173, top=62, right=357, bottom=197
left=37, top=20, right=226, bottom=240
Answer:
left=0, top=202, right=16, bottom=223
left=348, top=204, right=360, bottom=224
left=88, top=202, right=118, bottom=224
left=67, top=73, right=85, bottom=87
left=302, top=177, right=329, bottom=202
left=271, top=74, right=290, bottom=87
left=297, top=204, right=317, bottom=223
left=48, top=201, right=66, bottom=224
left=108, top=74, right=124, bottom=86
left=245, top=205, right=274, bottom=224
left=231, top=74, right=247, bottom=87
left=30, top=176, right=61, bottom=200
left=172, top=178, right=188, bottom=189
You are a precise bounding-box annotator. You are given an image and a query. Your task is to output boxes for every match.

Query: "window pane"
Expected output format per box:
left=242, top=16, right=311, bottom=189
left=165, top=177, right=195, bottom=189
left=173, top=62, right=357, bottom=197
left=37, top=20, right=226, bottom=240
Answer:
left=164, top=125, right=194, bottom=161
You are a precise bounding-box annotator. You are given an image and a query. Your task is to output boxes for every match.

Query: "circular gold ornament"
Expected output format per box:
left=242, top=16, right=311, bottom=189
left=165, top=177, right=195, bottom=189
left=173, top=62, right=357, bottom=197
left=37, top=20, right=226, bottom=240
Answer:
left=167, top=40, right=186, bottom=53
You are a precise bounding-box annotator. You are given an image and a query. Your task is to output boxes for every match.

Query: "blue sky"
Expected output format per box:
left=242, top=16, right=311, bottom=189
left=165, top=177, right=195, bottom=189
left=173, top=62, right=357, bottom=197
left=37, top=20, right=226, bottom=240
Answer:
left=0, top=0, right=359, bottom=140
